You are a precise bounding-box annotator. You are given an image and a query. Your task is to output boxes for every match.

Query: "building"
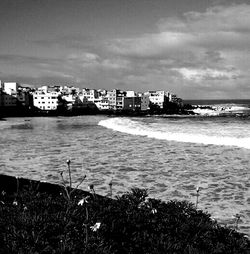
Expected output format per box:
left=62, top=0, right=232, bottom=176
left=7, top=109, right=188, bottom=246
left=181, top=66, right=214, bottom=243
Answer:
left=139, top=93, right=150, bottom=111
left=116, top=91, right=126, bottom=110
left=145, top=90, right=169, bottom=109
left=94, top=97, right=110, bottom=110
left=81, top=88, right=98, bottom=102
left=106, top=89, right=117, bottom=110
left=106, top=89, right=126, bottom=110
left=33, top=90, right=61, bottom=110
left=0, top=82, right=20, bottom=107
left=60, top=86, right=80, bottom=95
left=169, top=93, right=182, bottom=105
left=126, top=91, right=137, bottom=97
left=123, top=96, right=141, bottom=111
left=2, top=82, right=19, bottom=95
left=0, top=92, right=17, bottom=107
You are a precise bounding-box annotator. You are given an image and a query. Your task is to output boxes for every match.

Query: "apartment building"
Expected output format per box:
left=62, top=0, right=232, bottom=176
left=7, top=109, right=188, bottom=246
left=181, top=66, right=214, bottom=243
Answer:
left=60, top=86, right=80, bottom=95
left=0, top=91, right=17, bottom=107
left=106, top=89, right=126, bottom=110
left=139, top=93, right=150, bottom=111
left=2, top=82, right=19, bottom=95
left=94, top=97, right=110, bottom=110
left=82, top=88, right=98, bottom=102
left=0, top=82, right=32, bottom=107
left=33, top=91, right=61, bottom=110
left=106, top=89, right=117, bottom=110
left=145, top=90, right=169, bottom=109
left=169, top=93, right=182, bottom=105
left=123, top=96, right=141, bottom=111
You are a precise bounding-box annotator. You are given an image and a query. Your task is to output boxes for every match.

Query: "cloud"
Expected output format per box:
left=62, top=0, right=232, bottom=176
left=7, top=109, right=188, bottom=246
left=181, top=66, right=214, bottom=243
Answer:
left=107, top=32, right=196, bottom=59
left=67, top=52, right=101, bottom=66
left=103, top=3, right=250, bottom=98
left=0, top=53, right=77, bottom=83
left=113, top=5, right=249, bottom=52
left=172, top=67, right=241, bottom=81
left=109, top=4, right=250, bottom=58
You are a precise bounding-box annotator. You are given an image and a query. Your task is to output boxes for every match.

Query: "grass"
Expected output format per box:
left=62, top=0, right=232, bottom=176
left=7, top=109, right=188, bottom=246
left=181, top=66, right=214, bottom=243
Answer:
left=0, top=184, right=249, bottom=254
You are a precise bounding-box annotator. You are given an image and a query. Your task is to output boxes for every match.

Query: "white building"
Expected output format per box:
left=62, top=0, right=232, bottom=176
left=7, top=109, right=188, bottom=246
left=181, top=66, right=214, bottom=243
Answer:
left=38, top=86, right=49, bottom=92
left=33, top=91, right=61, bottom=110
left=126, top=90, right=137, bottom=97
left=81, top=88, right=98, bottom=102
left=60, top=86, right=80, bottom=95
left=2, top=82, right=19, bottom=95
left=94, top=97, right=110, bottom=110
left=106, top=89, right=117, bottom=109
left=62, top=94, right=86, bottom=110
left=145, top=90, right=168, bottom=109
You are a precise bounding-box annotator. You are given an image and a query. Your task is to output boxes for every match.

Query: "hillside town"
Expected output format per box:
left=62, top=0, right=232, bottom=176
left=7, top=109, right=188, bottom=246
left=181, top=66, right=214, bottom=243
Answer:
left=0, top=80, right=184, bottom=117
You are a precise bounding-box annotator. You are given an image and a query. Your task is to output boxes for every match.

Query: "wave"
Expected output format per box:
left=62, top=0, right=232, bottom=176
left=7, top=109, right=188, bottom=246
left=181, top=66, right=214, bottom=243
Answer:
left=193, top=104, right=250, bottom=116
left=98, top=118, right=250, bottom=149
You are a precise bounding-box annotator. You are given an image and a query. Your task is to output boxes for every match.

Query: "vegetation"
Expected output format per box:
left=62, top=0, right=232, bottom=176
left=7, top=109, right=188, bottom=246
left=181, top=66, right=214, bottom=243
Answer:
left=0, top=184, right=249, bottom=254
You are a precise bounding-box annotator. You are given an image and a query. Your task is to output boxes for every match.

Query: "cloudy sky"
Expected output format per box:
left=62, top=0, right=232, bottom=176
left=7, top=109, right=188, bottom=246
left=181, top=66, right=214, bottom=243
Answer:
left=0, top=0, right=250, bottom=99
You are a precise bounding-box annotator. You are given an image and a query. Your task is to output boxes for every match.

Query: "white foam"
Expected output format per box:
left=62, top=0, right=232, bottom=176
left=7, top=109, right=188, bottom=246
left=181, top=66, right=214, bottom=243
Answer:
left=98, top=118, right=250, bottom=149
left=192, top=108, right=219, bottom=116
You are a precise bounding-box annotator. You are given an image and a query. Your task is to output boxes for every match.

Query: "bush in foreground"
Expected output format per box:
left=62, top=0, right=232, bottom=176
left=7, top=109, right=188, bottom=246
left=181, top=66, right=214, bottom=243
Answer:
left=0, top=188, right=249, bottom=254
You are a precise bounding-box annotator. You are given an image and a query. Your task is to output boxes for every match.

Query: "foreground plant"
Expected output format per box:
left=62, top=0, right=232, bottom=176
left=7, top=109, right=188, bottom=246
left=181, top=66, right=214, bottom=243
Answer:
left=59, top=159, right=86, bottom=201
left=0, top=186, right=249, bottom=254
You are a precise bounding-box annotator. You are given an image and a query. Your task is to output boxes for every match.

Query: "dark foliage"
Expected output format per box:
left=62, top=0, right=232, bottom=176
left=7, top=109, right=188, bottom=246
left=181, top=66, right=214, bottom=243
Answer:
left=0, top=188, right=249, bottom=254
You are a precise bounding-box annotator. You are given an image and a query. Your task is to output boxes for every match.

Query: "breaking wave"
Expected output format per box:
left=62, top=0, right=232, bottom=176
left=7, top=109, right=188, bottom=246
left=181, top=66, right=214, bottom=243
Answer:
left=98, top=117, right=250, bottom=149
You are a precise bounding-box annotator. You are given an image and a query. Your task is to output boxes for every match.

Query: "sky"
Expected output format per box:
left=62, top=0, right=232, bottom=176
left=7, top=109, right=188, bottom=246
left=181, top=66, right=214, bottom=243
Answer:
left=0, top=0, right=250, bottom=99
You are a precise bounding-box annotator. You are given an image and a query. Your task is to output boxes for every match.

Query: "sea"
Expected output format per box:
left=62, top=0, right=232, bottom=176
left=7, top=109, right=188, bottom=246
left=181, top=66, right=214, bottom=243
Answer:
left=0, top=99, right=250, bottom=236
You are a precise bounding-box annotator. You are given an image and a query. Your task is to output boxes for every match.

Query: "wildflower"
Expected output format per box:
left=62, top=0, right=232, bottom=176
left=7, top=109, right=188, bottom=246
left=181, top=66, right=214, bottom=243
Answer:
left=13, top=200, right=18, bottom=206
left=66, top=159, right=71, bottom=165
left=196, top=186, right=200, bottom=193
left=90, top=222, right=101, bottom=232
left=151, top=208, right=157, bottom=214
left=138, top=197, right=151, bottom=209
left=88, top=184, right=94, bottom=190
left=78, top=196, right=90, bottom=206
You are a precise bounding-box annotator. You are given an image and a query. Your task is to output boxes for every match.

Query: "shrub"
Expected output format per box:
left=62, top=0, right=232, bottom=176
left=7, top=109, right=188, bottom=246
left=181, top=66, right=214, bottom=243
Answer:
left=0, top=187, right=249, bottom=254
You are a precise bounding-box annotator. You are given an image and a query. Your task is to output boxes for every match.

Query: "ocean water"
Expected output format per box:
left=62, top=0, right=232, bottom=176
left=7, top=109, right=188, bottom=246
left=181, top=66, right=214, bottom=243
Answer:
left=0, top=101, right=250, bottom=236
